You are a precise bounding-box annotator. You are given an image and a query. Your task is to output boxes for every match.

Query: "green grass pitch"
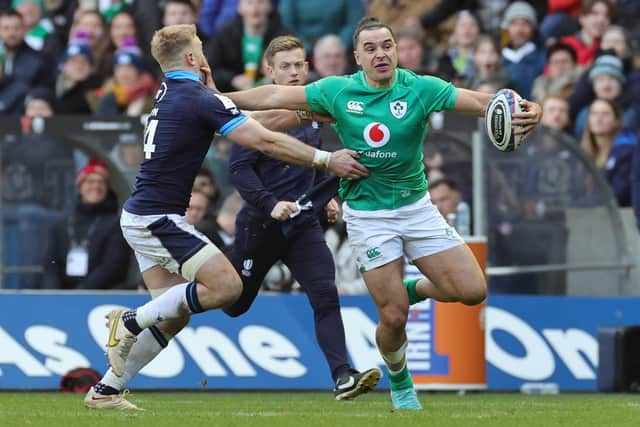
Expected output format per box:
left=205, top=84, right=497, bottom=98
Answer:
left=1, top=391, right=639, bottom=427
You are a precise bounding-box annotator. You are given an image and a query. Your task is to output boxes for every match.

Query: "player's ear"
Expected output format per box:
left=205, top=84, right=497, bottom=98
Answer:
left=354, top=50, right=361, bottom=66
left=185, top=51, right=195, bottom=66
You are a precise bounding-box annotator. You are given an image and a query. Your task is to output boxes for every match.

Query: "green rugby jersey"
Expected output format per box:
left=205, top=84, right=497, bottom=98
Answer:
left=305, top=68, right=458, bottom=210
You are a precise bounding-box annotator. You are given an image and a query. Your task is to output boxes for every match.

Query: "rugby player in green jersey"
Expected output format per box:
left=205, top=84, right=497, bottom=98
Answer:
left=226, top=17, right=542, bottom=410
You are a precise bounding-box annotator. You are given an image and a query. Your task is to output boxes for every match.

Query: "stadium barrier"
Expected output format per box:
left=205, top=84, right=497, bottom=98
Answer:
left=0, top=292, right=485, bottom=391
left=487, top=295, right=640, bottom=391
left=3, top=292, right=640, bottom=391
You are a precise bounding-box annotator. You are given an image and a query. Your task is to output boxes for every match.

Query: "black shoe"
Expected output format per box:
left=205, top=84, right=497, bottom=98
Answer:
left=333, top=368, right=382, bottom=400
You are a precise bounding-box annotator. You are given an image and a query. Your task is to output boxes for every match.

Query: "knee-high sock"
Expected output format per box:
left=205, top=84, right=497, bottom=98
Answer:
left=126, top=282, right=204, bottom=333
left=100, top=326, right=168, bottom=391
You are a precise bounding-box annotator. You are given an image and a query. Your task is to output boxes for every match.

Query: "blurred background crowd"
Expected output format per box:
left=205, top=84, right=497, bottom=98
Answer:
left=0, top=0, right=638, bottom=295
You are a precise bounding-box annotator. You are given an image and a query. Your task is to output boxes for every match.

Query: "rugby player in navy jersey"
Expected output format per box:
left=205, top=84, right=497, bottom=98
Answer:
left=85, top=24, right=368, bottom=409
left=224, top=35, right=381, bottom=400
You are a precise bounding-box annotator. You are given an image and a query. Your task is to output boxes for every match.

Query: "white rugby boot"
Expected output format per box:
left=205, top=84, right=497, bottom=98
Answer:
left=84, top=387, right=142, bottom=411
left=105, top=309, right=137, bottom=377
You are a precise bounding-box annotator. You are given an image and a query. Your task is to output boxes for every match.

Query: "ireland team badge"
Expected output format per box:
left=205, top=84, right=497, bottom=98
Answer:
left=390, top=100, right=407, bottom=119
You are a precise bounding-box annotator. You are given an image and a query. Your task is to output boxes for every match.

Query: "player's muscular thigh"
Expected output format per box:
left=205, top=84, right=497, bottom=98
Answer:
left=415, top=245, right=486, bottom=305
left=194, top=253, right=242, bottom=308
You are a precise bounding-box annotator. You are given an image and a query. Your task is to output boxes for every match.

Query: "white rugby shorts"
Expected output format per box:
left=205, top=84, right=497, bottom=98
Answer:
left=120, top=209, right=221, bottom=282
left=342, top=194, right=464, bottom=272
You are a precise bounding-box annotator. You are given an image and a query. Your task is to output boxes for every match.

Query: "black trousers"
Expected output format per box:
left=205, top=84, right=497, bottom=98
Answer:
left=224, top=211, right=350, bottom=381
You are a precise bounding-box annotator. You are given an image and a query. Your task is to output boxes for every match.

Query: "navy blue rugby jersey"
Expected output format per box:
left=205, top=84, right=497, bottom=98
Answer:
left=124, top=71, right=247, bottom=215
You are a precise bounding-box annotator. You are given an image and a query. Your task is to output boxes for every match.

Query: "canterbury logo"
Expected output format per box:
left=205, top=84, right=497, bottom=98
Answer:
left=347, top=100, right=364, bottom=113
left=107, top=315, right=120, bottom=347
left=366, top=247, right=382, bottom=259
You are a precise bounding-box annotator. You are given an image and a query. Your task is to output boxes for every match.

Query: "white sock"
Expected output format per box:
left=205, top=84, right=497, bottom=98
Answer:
left=135, top=282, right=197, bottom=329
left=100, top=328, right=165, bottom=391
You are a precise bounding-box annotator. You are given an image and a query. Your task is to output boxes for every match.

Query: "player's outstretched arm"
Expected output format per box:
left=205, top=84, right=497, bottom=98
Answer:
left=452, top=88, right=495, bottom=117
left=226, top=117, right=369, bottom=180
left=243, top=109, right=312, bottom=132
left=453, top=88, right=542, bottom=135
left=226, top=85, right=309, bottom=111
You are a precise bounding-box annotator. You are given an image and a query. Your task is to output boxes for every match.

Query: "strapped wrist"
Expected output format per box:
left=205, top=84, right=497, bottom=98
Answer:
left=312, top=149, right=331, bottom=169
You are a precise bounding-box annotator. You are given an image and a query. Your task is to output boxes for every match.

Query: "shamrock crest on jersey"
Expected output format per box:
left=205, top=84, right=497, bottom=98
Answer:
left=390, top=100, right=407, bottom=119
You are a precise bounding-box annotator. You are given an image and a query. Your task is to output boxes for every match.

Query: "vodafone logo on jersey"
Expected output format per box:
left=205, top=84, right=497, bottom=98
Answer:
left=363, top=123, right=390, bottom=148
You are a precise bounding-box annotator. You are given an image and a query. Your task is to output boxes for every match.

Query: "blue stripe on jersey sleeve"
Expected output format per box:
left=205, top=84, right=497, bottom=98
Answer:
left=219, top=114, right=248, bottom=136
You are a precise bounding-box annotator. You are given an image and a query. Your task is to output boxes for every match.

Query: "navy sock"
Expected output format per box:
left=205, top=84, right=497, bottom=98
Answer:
left=122, top=309, right=143, bottom=335
left=94, top=382, right=119, bottom=395
left=149, top=325, right=169, bottom=348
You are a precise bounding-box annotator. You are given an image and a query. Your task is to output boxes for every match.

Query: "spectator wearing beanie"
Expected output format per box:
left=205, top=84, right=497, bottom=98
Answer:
left=42, top=159, right=131, bottom=290
left=95, top=37, right=157, bottom=116
left=54, top=31, right=101, bottom=114
left=501, top=1, right=546, bottom=99
left=568, top=26, right=640, bottom=124
left=573, top=53, right=638, bottom=137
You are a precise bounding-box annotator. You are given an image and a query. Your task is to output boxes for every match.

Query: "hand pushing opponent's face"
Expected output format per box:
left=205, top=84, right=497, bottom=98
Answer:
left=189, top=35, right=210, bottom=74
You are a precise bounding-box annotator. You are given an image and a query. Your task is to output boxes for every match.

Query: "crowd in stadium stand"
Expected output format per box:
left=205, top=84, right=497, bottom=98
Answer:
left=0, top=0, right=638, bottom=291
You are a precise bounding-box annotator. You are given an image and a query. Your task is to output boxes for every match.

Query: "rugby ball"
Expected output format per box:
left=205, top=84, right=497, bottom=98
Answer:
left=485, top=88, right=524, bottom=152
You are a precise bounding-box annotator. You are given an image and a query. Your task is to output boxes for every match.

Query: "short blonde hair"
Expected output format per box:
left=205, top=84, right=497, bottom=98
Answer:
left=264, top=35, right=304, bottom=66
left=151, top=24, right=197, bottom=71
